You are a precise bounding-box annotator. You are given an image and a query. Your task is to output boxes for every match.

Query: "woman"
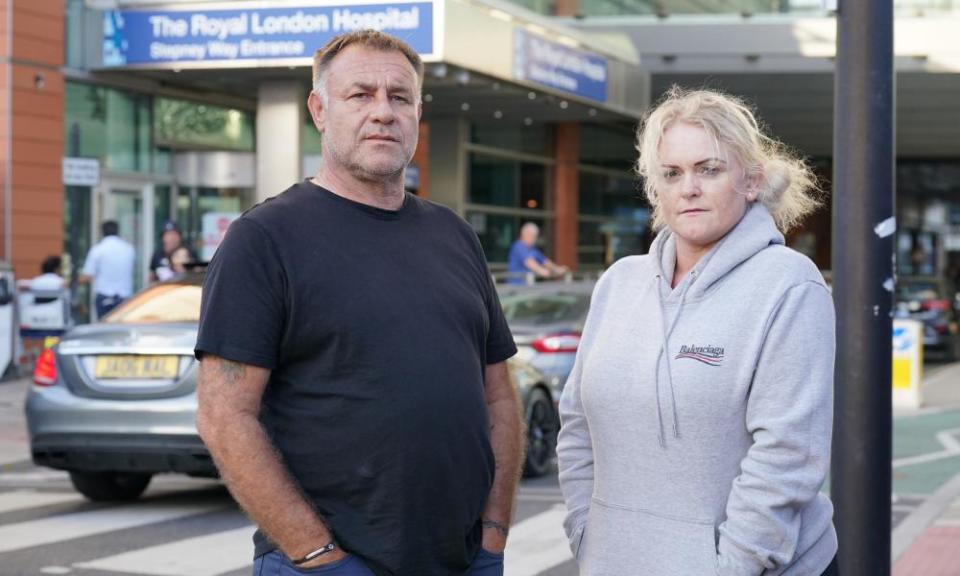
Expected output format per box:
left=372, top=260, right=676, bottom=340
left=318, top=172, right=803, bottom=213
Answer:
left=557, top=87, right=838, bottom=576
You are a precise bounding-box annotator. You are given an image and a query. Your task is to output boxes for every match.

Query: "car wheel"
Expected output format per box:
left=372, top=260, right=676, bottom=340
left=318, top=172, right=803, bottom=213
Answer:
left=523, top=387, right=558, bottom=478
left=68, top=471, right=152, bottom=502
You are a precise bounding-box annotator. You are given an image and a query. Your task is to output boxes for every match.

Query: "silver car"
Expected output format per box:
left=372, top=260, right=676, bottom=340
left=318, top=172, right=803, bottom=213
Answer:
left=26, top=272, right=558, bottom=502
left=498, top=281, right=594, bottom=385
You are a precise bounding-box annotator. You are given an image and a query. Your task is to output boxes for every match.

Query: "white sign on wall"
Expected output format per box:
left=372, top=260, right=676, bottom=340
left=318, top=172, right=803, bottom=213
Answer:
left=62, top=158, right=100, bottom=186
left=201, top=212, right=240, bottom=261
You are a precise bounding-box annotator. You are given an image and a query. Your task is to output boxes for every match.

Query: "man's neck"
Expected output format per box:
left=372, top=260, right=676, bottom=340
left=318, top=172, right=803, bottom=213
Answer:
left=312, top=169, right=406, bottom=211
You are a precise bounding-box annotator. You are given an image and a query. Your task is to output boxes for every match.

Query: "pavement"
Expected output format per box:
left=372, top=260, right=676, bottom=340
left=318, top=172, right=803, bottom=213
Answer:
left=892, top=361, right=960, bottom=576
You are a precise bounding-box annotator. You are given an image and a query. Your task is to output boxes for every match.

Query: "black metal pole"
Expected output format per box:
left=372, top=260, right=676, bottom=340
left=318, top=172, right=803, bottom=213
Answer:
left=831, top=1, right=895, bottom=575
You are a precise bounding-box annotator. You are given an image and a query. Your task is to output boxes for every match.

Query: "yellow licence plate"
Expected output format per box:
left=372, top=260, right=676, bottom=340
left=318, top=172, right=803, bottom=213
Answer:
left=94, top=355, right=179, bottom=379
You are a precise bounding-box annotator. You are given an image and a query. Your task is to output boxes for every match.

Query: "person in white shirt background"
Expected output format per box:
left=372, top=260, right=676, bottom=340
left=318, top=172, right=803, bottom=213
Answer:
left=29, top=256, right=66, bottom=292
left=79, top=221, right=136, bottom=319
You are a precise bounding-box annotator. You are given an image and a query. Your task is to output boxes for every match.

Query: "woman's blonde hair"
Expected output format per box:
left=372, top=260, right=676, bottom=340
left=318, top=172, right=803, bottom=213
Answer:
left=635, top=86, right=821, bottom=233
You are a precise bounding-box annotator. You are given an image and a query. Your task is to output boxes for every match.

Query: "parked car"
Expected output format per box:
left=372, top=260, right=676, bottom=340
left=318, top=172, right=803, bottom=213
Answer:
left=498, top=280, right=594, bottom=385
left=895, top=275, right=960, bottom=359
left=25, top=271, right=560, bottom=502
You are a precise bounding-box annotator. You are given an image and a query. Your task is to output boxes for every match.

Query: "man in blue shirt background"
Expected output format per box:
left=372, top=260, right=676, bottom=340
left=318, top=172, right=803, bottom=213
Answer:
left=506, top=222, right=569, bottom=284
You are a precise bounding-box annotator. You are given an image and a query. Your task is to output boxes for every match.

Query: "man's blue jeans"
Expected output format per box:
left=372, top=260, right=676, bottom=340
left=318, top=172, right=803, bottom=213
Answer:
left=253, top=548, right=504, bottom=576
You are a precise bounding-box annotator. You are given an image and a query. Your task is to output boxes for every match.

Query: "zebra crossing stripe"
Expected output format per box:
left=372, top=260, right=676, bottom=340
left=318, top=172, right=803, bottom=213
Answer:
left=504, top=504, right=574, bottom=576
left=0, top=501, right=220, bottom=554
left=0, top=490, right=82, bottom=514
left=74, top=525, right=257, bottom=576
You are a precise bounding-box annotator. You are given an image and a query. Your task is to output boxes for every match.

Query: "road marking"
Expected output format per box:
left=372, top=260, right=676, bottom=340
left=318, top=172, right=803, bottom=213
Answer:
left=40, top=567, right=71, bottom=575
left=0, top=490, right=82, bottom=514
left=74, top=525, right=256, bottom=576
left=0, top=501, right=220, bottom=554
left=505, top=505, right=573, bottom=576
left=0, top=469, right=70, bottom=483
left=893, top=427, right=960, bottom=468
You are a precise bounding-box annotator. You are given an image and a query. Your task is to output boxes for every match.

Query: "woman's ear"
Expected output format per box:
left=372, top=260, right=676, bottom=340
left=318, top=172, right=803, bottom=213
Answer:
left=745, top=165, right=763, bottom=202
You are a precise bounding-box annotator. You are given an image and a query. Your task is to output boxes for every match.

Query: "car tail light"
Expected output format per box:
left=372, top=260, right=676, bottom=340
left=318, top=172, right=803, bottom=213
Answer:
left=532, top=332, right=581, bottom=354
left=33, top=348, right=57, bottom=387
left=922, top=299, right=951, bottom=312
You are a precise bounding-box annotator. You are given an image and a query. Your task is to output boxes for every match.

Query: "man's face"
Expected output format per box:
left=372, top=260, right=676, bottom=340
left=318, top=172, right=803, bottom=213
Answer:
left=309, top=45, right=422, bottom=183
left=162, top=230, right=182, bottom=254
left=521, top=227, right=539, bottom=246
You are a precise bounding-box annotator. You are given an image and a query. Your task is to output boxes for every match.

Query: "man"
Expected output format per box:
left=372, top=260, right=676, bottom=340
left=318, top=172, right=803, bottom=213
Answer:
left=506, top=222, right=569, bottom=284
left=79, top=221, right=135, bottom=319
left=149, top=221, right=190, bottom=282
left=195, top=30, right=523, bottom=576
left=30, top=256, right=65, bottom=291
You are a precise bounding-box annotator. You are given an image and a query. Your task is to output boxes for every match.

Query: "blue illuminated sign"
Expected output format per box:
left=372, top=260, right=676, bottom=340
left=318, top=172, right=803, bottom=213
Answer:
left=102, top=1, right=436, bottom=67
left=513, top=29, right=607, bottom=103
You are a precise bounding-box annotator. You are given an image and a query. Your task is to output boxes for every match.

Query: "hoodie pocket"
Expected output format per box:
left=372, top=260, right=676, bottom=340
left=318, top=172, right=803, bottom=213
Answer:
left=581, top=497, right=718, bottom=576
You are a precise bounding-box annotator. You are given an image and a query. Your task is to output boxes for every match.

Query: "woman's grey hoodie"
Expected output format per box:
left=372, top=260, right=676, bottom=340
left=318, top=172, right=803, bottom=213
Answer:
left=557, top=204, right=836, bottom=576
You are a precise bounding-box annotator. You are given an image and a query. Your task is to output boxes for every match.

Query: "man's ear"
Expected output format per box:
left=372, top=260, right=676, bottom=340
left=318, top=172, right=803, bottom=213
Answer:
left=307, top=91, right=325, bottom=133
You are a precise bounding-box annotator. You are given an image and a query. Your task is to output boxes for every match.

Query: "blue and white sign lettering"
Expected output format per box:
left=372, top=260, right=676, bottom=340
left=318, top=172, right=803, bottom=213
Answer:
left=102, top=1, right=436, bottom=68
left=513, top=29, right=607, bottom=103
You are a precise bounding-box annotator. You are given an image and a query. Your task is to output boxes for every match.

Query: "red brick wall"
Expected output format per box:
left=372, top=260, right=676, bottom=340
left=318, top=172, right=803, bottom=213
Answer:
left=1, top=0, right=64, bottom=279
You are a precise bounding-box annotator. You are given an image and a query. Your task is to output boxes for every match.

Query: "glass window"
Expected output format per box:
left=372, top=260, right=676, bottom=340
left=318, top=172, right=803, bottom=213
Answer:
left=579, top=124, right=635, bottom=172
left=155, top=98, right=254, bottom=151
left=177, top=186, right=251, bottom=257
left=467, top=212, right=548, bottom=263
left=65, top=83, right=152, bottom=172
left=579, top=172, right=642, bottom=217
left=470, top=123, right=550, bottom=156
left=469, top=153, right=547, bottom=209
left=64, top=186, right=93, bottom=323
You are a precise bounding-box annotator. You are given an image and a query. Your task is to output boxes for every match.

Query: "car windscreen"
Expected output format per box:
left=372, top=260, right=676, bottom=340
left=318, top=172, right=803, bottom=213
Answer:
left=499, top=290, right=590, bottom=325
left=103, top=282, right=203, bottom=324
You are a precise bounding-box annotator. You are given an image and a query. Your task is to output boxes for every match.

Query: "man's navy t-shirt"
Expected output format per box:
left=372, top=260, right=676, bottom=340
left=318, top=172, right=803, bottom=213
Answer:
left=506, top=240, right=547, bottom=285
left=195, top=181, right=517, bottom=576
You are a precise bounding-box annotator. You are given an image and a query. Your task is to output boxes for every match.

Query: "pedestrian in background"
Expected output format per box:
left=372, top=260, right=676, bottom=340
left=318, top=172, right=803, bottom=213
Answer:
left=30, top=255, right=65, bottom=291
left=195, top=30, right=522, bottom=576
left=150, top=221, right=191, bottom=282
left=506, top=222, right=569, bottom=284
left=557, top=87, right=838, bottom=576
left=78, top=221, right=135, bottom=319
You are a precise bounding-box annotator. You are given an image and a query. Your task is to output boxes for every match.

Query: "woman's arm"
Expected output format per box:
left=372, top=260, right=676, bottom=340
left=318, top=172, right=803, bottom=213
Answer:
left=717, top=281, right=836, bottom=576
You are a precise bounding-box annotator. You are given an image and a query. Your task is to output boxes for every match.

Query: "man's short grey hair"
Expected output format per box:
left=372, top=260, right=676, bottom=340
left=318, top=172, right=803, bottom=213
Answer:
left=311, top=29, right=424, bottom=104
left=521, top=222, right=540, bottom=234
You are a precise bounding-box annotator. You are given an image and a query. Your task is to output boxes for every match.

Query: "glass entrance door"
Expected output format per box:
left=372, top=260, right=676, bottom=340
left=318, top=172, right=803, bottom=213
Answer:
left=100, top=180, right=155, bottom=295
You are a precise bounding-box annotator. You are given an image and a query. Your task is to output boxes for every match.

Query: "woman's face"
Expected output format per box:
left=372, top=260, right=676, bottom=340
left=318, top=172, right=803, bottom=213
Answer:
left=655, top=121, right=755, bottom=258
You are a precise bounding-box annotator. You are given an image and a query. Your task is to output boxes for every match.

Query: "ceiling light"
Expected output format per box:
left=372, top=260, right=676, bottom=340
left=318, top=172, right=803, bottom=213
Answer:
left=559, top=101, right=569, bottom=109
left=527, top=91, right=536, bottom=100
left=424, top=94, right=433, bottom=102
left=461, top=103, right=471, bottom=112
left=524, top=118, right=533, bottom=126
left=494, top=110, right=503, bottom=119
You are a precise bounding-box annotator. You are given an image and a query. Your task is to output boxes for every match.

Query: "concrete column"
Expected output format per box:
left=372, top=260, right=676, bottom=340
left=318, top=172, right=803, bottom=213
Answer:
left=256, top=81, right=303, bottom=202
left=553, top=123, right=579, bottom=270
left=427, top=117, right=468, bottom=215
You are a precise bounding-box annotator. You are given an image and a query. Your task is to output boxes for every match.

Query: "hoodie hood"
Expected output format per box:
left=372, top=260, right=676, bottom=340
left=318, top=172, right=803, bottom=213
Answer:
left=651, top=202, right=784, bottom=298
left=648, top=203, right=784, bottom=447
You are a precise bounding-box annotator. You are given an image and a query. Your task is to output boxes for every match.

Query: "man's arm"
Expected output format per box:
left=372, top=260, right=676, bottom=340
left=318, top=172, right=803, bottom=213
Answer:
left=196, top=354, right=346, bottom=567
left=480, top=361, right=524, bottom=553
left=523, top=256, right=554, bottom=278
